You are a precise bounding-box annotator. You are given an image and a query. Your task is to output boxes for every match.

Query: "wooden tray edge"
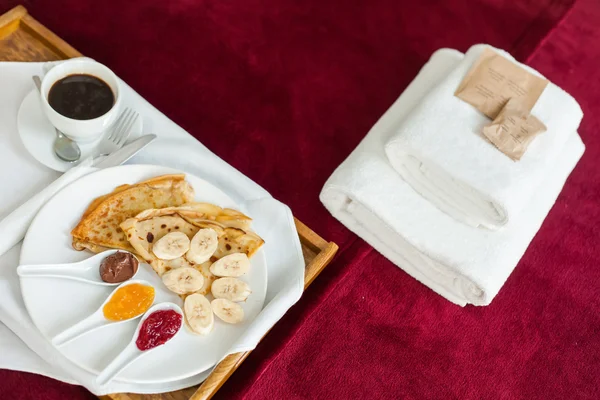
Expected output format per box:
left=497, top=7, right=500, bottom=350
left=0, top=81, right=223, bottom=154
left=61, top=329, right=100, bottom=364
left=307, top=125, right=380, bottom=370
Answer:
left=0, top=4, right=25, bottom=38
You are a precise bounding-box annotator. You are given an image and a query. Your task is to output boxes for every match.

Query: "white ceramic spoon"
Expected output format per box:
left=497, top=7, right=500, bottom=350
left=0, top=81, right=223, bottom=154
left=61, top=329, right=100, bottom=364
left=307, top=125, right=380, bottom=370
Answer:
left=51, top=279, right=154, bottom=346
left=17, top=250, right=139, bottom=286
left=96, top=302, right=183, bottom=386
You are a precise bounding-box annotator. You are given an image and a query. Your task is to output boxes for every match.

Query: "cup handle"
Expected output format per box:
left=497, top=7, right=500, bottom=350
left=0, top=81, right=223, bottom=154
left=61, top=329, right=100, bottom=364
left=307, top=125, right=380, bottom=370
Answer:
left=41, top=61, right=55, bottom=75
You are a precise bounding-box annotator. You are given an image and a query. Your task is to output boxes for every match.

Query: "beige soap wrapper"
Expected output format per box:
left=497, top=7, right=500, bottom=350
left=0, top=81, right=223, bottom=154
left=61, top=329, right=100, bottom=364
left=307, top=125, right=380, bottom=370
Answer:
left=483, top=99, right=547, bottom=161
left=455, top=48, right=549, bottom=119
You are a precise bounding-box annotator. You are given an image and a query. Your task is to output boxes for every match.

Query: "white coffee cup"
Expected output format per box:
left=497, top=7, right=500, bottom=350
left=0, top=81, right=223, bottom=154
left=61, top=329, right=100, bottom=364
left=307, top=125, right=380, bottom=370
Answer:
left=40, top=59, right=122, bottom=143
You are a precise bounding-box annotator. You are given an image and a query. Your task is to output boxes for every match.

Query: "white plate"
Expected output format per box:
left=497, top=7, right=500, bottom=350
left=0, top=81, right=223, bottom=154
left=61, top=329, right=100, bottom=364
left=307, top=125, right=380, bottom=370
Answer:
left=17, top=89, right=143, bottom=172
left=19, top=165, right=267, bottom=384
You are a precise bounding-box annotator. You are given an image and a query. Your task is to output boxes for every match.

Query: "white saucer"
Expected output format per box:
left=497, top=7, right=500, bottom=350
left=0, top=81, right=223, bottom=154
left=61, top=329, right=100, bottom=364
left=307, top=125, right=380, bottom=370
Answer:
left=17, top=89, right=143, bottom=172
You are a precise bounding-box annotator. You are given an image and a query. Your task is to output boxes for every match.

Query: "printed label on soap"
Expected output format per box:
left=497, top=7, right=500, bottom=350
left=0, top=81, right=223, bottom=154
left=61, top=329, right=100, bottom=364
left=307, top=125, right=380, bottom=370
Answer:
left=455, top=48, right=549, bottom=119
left=482, top=98, right=547, bottom=161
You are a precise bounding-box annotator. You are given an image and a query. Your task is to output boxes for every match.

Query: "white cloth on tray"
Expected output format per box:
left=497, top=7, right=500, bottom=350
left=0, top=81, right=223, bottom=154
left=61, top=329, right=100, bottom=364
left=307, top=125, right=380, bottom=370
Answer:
left=0, top=61, right=304, bottom=395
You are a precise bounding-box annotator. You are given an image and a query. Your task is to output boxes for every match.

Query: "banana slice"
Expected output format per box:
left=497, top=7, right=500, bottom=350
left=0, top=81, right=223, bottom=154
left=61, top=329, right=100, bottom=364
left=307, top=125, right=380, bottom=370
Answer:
left=211, top=278, right=251, bottom=302
left=209, top=253, right=250, bottom=277
left=152, top=231, right=191, bottom=260
left=162, top=267, right=204, bottom=294
left=211, top=298, right=244, bottom=324
left=194, top=261, right=217, bottom=295
left=186, top=228, right=218, bottom=264
left=184, top=293, right=214, bottom=335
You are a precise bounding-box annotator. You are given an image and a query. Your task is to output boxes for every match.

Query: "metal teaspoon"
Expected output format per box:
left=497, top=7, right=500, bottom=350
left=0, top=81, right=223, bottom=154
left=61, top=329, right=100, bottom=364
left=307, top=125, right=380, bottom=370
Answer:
left=32, top=75, right=81, bottom=162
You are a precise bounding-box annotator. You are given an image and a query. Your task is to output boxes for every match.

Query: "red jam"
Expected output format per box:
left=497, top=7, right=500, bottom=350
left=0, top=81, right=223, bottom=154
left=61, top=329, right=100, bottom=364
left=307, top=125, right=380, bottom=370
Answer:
left=135, top=310, right=182, bottom=351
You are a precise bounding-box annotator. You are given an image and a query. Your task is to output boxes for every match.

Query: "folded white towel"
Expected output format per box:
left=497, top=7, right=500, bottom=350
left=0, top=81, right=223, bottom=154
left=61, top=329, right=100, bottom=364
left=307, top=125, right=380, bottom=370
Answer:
left=384, top=44, right=583, bottom=230
left=320, top=49, right=585, bottom=306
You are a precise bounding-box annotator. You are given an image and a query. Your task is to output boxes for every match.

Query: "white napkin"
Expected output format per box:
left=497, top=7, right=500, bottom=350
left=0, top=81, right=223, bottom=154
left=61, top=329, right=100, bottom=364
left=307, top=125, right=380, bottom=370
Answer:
left=384, top=44, right=583, bottom=230
left=0, top=61, right=304, bottom=394
left=320, top=49, right=585, bottom=306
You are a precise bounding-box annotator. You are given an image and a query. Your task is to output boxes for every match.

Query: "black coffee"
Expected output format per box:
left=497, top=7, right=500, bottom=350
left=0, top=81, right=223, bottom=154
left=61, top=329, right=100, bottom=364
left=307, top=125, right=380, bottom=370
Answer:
left=48, top=74, right=115, bottom=120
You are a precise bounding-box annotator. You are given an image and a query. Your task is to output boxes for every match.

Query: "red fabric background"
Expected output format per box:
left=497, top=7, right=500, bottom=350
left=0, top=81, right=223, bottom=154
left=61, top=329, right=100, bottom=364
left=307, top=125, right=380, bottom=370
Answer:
left=1, top=0, right=599, bottom=398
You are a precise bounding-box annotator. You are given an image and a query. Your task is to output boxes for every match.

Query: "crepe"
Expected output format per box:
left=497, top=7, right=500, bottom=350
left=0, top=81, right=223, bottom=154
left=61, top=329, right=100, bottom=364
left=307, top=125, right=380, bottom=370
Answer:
left=170, top=203, right=253, bottom=231
left=71, top=174, right=195, bottom=253
left=120, top=204, right=264, bottom=286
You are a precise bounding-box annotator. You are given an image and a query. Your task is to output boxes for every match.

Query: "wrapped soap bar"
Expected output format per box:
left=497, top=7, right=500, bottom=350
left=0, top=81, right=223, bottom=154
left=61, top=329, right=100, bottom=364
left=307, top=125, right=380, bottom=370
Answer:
left=455, top=48, right=548, bottom=119
left=482, top=98, right=547, bottom=161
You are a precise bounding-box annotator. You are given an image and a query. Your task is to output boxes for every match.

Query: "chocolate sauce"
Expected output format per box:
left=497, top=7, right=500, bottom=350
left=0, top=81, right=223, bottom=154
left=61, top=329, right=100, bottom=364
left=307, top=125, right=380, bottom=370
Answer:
left=99, top=252, right=138, bottom=284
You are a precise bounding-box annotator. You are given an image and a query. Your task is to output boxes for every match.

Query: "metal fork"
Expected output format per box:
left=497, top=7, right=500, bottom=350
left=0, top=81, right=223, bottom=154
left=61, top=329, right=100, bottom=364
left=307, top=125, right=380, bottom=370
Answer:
left=96, top=108, right=139, bottom=157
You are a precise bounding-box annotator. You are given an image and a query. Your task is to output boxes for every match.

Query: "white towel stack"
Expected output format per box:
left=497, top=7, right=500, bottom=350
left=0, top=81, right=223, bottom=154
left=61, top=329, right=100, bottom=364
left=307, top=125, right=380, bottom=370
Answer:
left=320, top=47, right=584, bottom=306
left=384, top=45, right=583, bottom=230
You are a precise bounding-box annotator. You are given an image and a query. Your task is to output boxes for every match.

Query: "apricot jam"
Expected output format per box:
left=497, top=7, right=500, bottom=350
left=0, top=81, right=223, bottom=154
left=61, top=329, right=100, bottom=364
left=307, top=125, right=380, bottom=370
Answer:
left=103, top=283, right=155, bottom=321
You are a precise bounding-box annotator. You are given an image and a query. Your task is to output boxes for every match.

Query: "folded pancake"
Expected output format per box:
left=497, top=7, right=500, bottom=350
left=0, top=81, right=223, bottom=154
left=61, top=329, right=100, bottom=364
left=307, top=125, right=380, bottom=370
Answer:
left=71, top=174, right=195, bottom=253
left=119, top=204, right=264, bottom=288
left=172, top=203, right=253, bottom=231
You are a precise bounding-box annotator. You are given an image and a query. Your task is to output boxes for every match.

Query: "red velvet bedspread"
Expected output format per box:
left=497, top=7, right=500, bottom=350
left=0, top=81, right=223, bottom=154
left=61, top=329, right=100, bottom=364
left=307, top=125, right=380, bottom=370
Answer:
left=1, top=0, right=599, bottom=398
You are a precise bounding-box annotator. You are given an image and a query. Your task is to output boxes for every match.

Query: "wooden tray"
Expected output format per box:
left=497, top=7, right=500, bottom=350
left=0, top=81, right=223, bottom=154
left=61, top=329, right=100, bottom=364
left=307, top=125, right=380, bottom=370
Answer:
left=0, top=5, right=339, bottom=400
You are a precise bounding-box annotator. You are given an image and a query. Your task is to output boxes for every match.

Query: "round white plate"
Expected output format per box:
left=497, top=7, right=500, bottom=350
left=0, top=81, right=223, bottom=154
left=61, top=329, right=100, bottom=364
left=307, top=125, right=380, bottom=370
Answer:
left=17, top=89, right=143, bottom=172
left=19, top=165, right=267, bottom=384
